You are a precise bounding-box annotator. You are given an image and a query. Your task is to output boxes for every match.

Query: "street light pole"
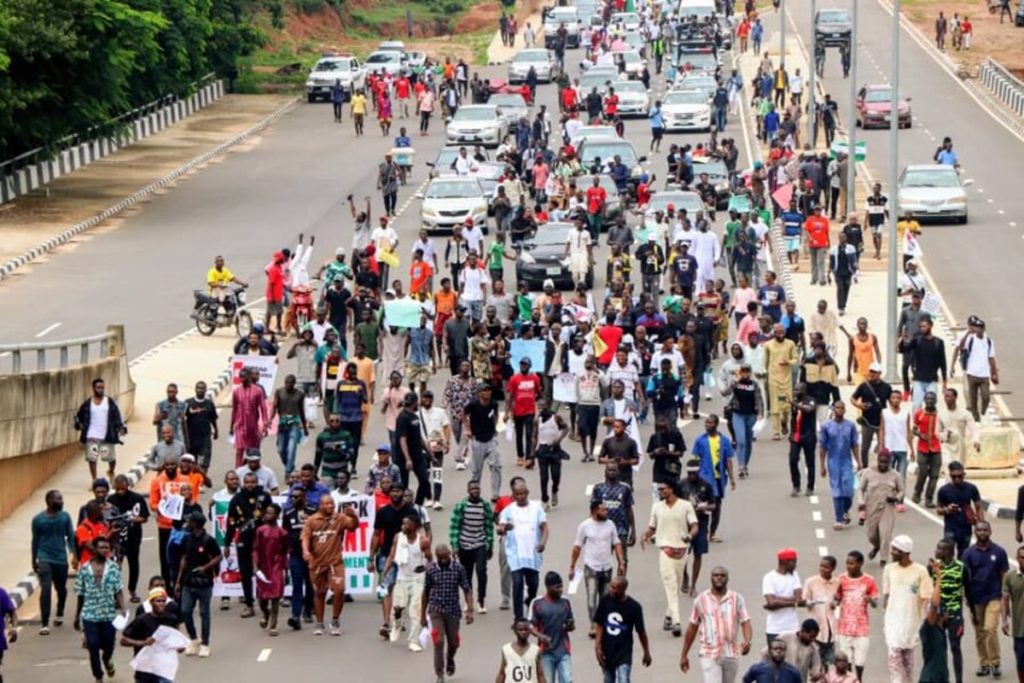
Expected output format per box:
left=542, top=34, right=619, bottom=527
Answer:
left=807, top=0, right=816, bottom=145
left=846, top=0, right=858, bottom=216
left=886, top=0, right=901, bottom=380
left=780, top=0, right=786, bottom=69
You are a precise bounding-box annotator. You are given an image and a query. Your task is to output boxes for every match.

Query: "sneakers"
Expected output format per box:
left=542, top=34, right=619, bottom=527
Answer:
left=672, top=624, right=682, bottom=637
left=330, top=620, right=341, bottom=636
left=478, top=603, right=487, bottom=614
left=390, top=622, right=401, bottom=642
left=408, top=642, right=423, bottom=652
left=103, top=658, right=116, bottom=677
left=219, top=597, right=231, bottom=611
left=977, top=666, right=992, bottom=677
left=455, top=462, right=466, bottom=471
left=790, top=488, right=800, bottom=497
left=551, top=492, right=559, bottom=508
left=39, top=626, right=50, bottom=636
left=198, top=645, right=210, bottom=658
left=433, top=501, right=444, bottom=510
left=185, top=640, right=200, bottom=656
left=499, top=597, right=511, bottom=611
left=993, top=665, right=1003, bottom=678
left=287, top=617, right=301, bottom=631
left=240, top=605, right=255, bottom=618
left=313, top=623, right=325, bottom=636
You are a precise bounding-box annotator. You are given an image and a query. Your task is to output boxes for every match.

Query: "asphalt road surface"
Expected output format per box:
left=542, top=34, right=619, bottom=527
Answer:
left=3, top=10, right=1021, bottom=683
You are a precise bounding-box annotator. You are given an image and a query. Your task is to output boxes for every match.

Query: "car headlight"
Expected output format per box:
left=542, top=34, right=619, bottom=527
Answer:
left=520, top=252, right=536, bottom=264
left=422, top=207, right=439, bottom=218
left=946, top=196, right=967, bottom=206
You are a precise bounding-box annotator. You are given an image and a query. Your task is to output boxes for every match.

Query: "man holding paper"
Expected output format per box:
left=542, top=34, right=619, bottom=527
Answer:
left=570, top=501, right=625, bottom=637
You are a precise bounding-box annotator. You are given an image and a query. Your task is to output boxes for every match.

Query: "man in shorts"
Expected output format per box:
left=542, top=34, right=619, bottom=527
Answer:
left=301, top=495, right=359, bottom=636
left=406, top=313, right=436, bottom=394
left=780, top=199, right=805, bottom=270
left=75, top=378, right=127, bottom=480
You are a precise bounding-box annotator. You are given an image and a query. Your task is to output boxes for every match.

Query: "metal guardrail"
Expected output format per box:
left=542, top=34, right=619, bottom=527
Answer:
left=0, top=73, right=218, bottom=178
left=979, top=59, right=1024, bottom=119
left=0, top=330, right=116, bottom=374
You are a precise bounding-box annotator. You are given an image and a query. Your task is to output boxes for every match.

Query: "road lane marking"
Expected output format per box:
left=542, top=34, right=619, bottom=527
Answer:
left=35, top=322, right=61, bottom=338
left=818, top=546, right=829, bottom=557
left=815, top=528, right=826, bottom=539
left=808, top=495, right=819, bottom=505
left=812, top=510, right=822, bottom=522
left=903, top=500, right=943, bottom=527
left=998, top=209, right=1005, bottom=215
left=258, top=648, right=272, bottom=662
left=987, top=198, right=994, bottom=204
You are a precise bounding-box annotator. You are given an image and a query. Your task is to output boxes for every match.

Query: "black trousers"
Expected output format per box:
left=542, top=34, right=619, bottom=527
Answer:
left=237, top=541, right=255, bottom=607
left=538, top=455, right=562, bottom=503
left=158, top=527, right=173, bottom=585
left=458, top=546, right=489, bottom=604
left=420, top=111, right=431, bottom=132
left=514, top=414, right=535, bottom=460
left=412, top=458, right=431, bottom=506
left=332, top=101, right=343, bottom=121
left=383, top=191, right=397, bottom=216
left=123, top=538, right=142, bottom=593
left=788, top=439, right=816, bottom=491
left=835, top=274, right=852, bottom=311
left=340, top=420, right=362, bottom=472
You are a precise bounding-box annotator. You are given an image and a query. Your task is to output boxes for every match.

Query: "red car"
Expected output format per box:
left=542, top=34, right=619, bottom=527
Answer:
left=855, top=84, right=912, bottom=129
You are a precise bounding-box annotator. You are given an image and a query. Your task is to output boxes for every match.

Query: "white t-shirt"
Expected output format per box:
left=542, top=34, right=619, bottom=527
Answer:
left=419, top=406, right=451, bottom=443
left=882, top=405, right=911, bottom=452
left=454, top=156, right=479, bottom=177
left=762, top=570, right=802, bottom=635
left=790, top=74, right=804, bottom=94
left=463, top=225, right=484, bottom=254
left=957, top=332, right=994, bottom=379
left=87, top=397, right=110, bottom=441
left=460, top=266, right=490, bottom=301
left=574, top=518, right=620, bottom=571
left=372, top=226, right=399, bottom=252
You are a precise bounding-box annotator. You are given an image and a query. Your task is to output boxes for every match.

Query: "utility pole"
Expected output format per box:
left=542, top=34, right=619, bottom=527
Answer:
left=779, top=0, right=786, bottom=69
left=886, top=0, right=901, bottom=380
left=807, top=0, right=817, bottom=145
left=845, top=0, right=858, bottom=217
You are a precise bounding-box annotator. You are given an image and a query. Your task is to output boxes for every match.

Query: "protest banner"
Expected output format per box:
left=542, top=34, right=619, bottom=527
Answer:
left=384, top=299, right=428, bottom=329
left=230, top=355, right=278, bottom=396
left=553, top=373, right=578, bottom=403
left=509, top=339, right=547, bottom=373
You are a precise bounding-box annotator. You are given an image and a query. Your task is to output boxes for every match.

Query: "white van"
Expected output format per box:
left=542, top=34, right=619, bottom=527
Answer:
left=677, top=0, right=716, bottom=20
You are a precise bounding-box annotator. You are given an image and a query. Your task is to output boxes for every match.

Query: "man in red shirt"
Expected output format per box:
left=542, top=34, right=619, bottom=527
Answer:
left=911, top=390, right=943, bottom=507
left=75, top=499, right=111, bottom=564
left=803, top=206, right=831, bottom=286
left=604, top=87, right=619, bottom=120
left=394, top=74, right=411, bottom=118
left=597, top=314, right=624, bottom=367
left=561, top=84, right=578, bottom=113
left=585, top=176, right=607, bottom=240
left=266, top=251, right=286, bottom=334
left=505, top=358, right=542, bottom=467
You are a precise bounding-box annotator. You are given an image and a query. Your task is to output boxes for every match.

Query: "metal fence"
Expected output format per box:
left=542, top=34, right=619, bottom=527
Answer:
left=979, top=59, right=1024, bottom=119
left=0, top=330, right=117, bottom=374
left=0, top=74, right=224, bottom=205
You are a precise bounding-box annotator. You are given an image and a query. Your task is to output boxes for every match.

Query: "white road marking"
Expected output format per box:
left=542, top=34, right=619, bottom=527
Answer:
left=257, top=648, right=272, bottom=662
left=812, top=510, right=822, bottom=522
left=818, top=546, right=829, bottom=557
left=987, top=198, right=994, bottom=204
left=902, top=500, right=943, bottom=527
left=35, top=322, right=61, bottom=338
left=808, top=495, right=819, bottom=505
left=976, top=188, right=985, bottom=193
left=815, top=528, right=826, bottom=539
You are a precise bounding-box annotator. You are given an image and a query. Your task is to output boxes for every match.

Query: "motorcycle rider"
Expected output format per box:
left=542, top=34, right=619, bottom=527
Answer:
left=207, top=255, right=247, bottom=312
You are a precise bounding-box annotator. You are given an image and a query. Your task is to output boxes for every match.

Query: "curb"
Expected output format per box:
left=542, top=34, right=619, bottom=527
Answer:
left=9, top=367, right=234, bottom=610
left=0, top=97, right=300, bottom=283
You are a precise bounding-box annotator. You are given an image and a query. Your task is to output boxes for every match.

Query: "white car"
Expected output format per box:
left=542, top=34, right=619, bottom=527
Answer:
left=672, top=74, right=717, bottom=101
left=364, top=50, right=404, bottom=76
left=305, top=56, right=365, bottom=103
left=661, top=89, right=712, bottom=131
left=570, top=125, right=619, bottom=146
left=488, top=93, right=530, bottom=129
left=508, top=49, right=560, bottom=84
left=609, top=50, right=646, bottom=79
left=898, top=164, right=971, bottom=224
left=611, top=80, right=650, bottom=117
left=418, top=177, right=489, bottom=233
left=645, top=190, right=705, bottom=218
left=610, top=11, right=641, bottom=31
left=446, top=105, right=508, bottom=148
left=543, top=6, right=581, bottom=47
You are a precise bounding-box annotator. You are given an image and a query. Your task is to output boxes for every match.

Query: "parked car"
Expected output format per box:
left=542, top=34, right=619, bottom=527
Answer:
left=897, top=164, right=971, bottom=224
left=377, top=40, right=406, bottom=53
left=474, top=162, right=509, bottom=213
left=364, top=50, right=404, bottom=76
left=446, top=105, right=508, bottom=148
left=570, top=125, right=619, bottom=146
left=418, top=177, right=490, bottom=233
left=305, top=55, right=365, bottom=103
left=508, top=48, right=561, bottom=84
left=691, top=157, right=732, bottom=208
left=611, top=80, right=651, bottom=117
left=543, top=6, right=581, bottom=48
left=815, top=8, right=853, bottom=47
left=516, top=222, right=593, bottom=289
left=855, top=85, right=912, bottom=129
left=660, top=89, right=712, bottom=132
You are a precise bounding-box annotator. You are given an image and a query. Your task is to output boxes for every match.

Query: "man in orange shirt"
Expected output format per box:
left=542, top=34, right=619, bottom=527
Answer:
left=75, top=500, right=111, bottom=564
left=410, top=248, right=433, bottom=294
left=803, top=206, right=831, bottom=286
left=434, top=277, right=458, bottom=356
left=150, top=457, right=202, bottom=583
left=443, top=58, right=456, bottom=82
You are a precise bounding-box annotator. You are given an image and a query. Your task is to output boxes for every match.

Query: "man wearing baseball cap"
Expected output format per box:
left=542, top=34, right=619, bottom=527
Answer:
left=763, top=548, right=802, bottom=644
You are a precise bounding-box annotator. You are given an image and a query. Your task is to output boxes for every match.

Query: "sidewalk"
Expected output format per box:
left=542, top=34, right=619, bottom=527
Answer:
left=3, top=327, right=240, bottom=615
left=735, top=38, right=1022, bottom=513
left=0, top=94, right=295, bottom=278
left=486, top=10, right=544, bottom=64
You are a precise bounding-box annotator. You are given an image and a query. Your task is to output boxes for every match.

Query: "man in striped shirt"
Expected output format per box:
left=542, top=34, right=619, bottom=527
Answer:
left=450, top=480, right=494, bottom=614
left=680, top=566, right=753, bottom=682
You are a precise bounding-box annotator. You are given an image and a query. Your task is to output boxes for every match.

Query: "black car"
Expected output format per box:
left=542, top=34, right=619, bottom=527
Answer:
left=815, top=8, right=853, bottom=47
left=516, top=222, right=593, bottom=290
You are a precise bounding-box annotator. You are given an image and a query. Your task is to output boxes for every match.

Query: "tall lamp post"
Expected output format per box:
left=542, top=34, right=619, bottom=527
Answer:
left=886, top=0, right=902, bottom=380
left=807, top=0, right=817, bottom=145
left=845, top=0, right=858, bottom=217
left=779, top=0, right=786, bottom=69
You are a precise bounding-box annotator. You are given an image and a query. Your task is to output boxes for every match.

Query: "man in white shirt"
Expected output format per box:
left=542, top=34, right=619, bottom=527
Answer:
left=453, top=147, right=480, bottom=177
left=570, top=501, right=625, bottom=631
left=650, top=339, right=685, bottom=378
left=523, top=22, right=536, bottom=47
left=790, top=68, right=804, bottom=105
left=371, top=216, right=400, bottom=283
left=459, top=252, right=490, bottom=321
left=951, top=315, right=998, bottom=421
left=762, top=548, right=803, bottom=642
left=410, top=228, right=438, bottom=270
left=462, top=218, right=484, bottom=255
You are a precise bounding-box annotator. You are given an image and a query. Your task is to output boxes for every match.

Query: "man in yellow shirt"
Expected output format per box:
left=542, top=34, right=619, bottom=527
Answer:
left=896, top=213, right=922, bottom=271
left=207, top=255, right=246, bottom=301
left=351, top=89, right=367, bottom=136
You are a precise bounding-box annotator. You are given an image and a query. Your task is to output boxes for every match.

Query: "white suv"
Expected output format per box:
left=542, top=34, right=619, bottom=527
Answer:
left=306, top=56, right=365, bottom=103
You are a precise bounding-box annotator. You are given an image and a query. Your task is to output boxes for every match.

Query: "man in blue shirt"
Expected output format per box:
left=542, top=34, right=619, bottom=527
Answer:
left=757, top=271, right=786, bottom=323
left=934, top=137, right=960, bottom=168
left=764, top=105, right=780, bottom=142
left=330, top=79, right=345, bottom=123
left=742, top=637, right=802, bottom=682
left=780, top=200, right=805, bottom=269
left=649, top=100, right=665, bottom=153
left=818, top=401, right=859, bottom=529
left=962, top=520, right=1009, bottom=677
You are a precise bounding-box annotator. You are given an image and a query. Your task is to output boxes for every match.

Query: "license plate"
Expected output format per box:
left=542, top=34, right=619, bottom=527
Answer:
left=926, top=207, right=940, bottom=213
left=546, top=267, right=562, bottom=275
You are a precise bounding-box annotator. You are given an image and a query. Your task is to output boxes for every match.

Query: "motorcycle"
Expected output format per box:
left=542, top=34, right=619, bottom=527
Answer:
left=285, top=282, right=316, bottom=335
left=191, top=284, right=253, bottom=338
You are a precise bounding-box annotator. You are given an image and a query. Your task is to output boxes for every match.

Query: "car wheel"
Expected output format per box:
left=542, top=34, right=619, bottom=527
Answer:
left=958, top=213, right=968, bottom=225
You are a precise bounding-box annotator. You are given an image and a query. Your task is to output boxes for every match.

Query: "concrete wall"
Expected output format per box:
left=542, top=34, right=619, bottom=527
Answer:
left=0, top=326, right=134, bottom=518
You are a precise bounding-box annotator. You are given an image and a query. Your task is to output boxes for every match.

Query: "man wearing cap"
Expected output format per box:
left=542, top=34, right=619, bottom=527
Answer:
left=883, top=534, right=933, bottom=682
left=762, top=548, right=803, bottom=646
left=850, top=361, right=893, bottom=468
left=819, top=401, right=860, bottom=529
left=234, top=449, right=280, bottom=495
left=951, top=316, right=998, bottom=421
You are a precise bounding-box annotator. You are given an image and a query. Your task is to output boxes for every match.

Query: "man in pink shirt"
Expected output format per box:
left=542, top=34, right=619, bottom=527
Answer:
left=735, top=301, right=761, bottom=347
left=532, top=155, right=549, bottom=205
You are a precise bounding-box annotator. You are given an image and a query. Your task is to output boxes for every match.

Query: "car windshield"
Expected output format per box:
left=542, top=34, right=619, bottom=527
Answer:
left=367, top=53, right=399, bottom=64
left=864, top=89, right=900, bottom=103
left=616, top=51, right=641, bottom=65
left=453, top=108, right=497, bottom=122
left=664, top=90, right=706, bottom=105
left=902, top=170, right=960, bottom=189
left=490, top=94, right=526, bottom=108
left=476, top=164, right=505, bottom=179
left=426, top=181, right=481, bottom=198
left=614, top=81, right=646, bottom=94
left=678, top=53, right=717, bottom=70
left=527, top=225, right=572, bottom=246
left=575, top=126, right=616, bottom=140
left=694, top=160, right=728, bottom=177
left=581, top=142, right=637, bottom=166
left=648, top=193, right=702, bottom=214
left=819, top=10, right=850, bottom=24
left=581, top=75, right=613, bottom=91
left=315, top=60, right=350, bottom=72
left=515, top=51, right=549, bottom=63
left=433, top=150, right=458, bottom=167
left=548, top=8, right=577, bottom=21
left=612, top=12, right=639, bottom=22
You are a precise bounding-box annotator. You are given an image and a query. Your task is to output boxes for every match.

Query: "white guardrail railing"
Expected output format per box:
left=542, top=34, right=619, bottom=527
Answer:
left=0, top=330, right=116, bottom=374
left=979, top=59, right=1024, bottom=119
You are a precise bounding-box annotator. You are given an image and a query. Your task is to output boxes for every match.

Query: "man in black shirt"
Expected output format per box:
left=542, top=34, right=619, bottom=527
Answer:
left=676, top=459, right=715, bottom=596
left=183, top=381, right=218, bottom=472
left=176, top=513, right=221, bottom=657
left=647, top=416, right=686, bottom=487
left=594, top=577, right=652, bottom=679
left=787, top=383, right=818, bottom=496
left=107, top=474, right=150, bottom=602
left=850, top=363, right=893, bottom=468
left=464, top=384, right=500, bottom=502
left=282, top=487, right=314, bottom=629
left=370, top=483, right=420, bottom=638
left=396, top=392, right=431, bottom=505
left=226, top=473, right=272, bottom=617
left=324, top=276, right=352, bottom=337
left=354, top=254, right=381, bottom=293
left=898, top=314, right=947, bottom=411
left=599, top=419, right=640, bottom=490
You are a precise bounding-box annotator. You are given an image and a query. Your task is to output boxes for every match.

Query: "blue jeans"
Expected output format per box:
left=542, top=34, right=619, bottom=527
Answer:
left=912, top=380, right=938, bottom=410
left=276, top=424, right=302, bottom=475
left=889, top=450, right=909, bottom=485
left=181, top=585, right=213, bottom=645
left=82, top=620, right=115, bottom=680
left=731, top=413, right=756, bottom=468
left=832, top=495, right=852, bottom=524
left=289, top=553, right=314, bottom=619
left=540, top=652, right=573, bottom=683
left=714, top=106, right=727, bottom=131
left=602, top=663, right=632, bottom=683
